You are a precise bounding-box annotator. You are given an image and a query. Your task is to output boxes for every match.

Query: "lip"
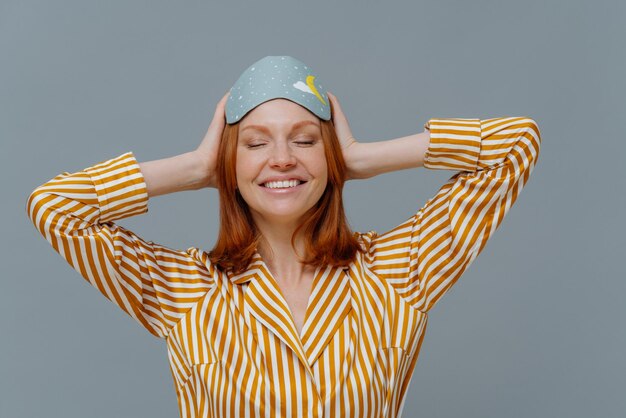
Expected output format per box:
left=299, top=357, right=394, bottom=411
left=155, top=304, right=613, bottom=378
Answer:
left=258, top=176, right=307, bottom=185
left=258, top=181, right=307, bottom=194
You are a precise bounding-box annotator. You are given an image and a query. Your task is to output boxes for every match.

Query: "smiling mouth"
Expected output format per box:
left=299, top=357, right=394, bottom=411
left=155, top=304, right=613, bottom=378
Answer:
left=261, top=180, right=308, bottom=189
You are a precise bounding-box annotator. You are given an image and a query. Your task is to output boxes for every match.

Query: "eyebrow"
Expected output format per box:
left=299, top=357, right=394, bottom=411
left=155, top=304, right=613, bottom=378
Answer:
left=240, top=120, right=320, bottom=134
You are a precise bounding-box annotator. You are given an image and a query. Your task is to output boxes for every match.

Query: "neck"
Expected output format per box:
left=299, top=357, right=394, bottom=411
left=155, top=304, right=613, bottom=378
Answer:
left=254, top=219, right=315, bottom=285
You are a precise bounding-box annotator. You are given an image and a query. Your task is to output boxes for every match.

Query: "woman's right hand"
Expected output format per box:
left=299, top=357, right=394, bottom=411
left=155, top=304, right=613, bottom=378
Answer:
left=195, top=91, right=230, bottom=189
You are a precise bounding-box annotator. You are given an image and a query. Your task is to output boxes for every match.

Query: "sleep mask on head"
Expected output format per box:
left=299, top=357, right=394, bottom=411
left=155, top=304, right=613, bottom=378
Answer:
left=225, top=55, right=331, bottom=124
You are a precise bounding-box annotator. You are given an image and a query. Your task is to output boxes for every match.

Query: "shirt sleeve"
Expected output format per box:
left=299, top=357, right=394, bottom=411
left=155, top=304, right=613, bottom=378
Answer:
left=26, top=152, right=215, bottom=338
left=359, top=116, right=542, bottom=313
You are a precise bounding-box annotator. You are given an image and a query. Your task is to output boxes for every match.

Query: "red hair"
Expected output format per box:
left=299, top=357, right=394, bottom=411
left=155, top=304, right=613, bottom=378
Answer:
left=207, top=104, right=365, bottom=275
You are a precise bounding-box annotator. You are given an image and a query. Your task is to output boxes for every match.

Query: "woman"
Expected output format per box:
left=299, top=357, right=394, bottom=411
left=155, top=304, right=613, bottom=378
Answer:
left=27, top=55, right=542, bottom=417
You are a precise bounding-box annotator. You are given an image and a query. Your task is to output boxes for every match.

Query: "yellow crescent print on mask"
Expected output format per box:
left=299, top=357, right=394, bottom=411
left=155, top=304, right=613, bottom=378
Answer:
left=306, top=75, right=327, bottom=105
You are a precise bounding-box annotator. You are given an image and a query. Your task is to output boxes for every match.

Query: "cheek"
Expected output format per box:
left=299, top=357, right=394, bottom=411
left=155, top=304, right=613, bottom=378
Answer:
left=318, top=165, right=329, bottom=185
left=235, top=152, right=255, bottom=183
left=311, top=152, right=328, bottom=181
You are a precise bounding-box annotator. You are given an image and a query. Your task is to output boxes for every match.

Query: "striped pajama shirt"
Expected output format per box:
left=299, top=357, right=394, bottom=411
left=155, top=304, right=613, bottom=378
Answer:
left=27, top=116, right=541, bottom=417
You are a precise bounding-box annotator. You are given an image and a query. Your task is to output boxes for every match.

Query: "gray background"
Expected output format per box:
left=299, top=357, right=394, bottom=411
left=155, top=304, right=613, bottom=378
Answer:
left=2, top=0, right=624, bottom=417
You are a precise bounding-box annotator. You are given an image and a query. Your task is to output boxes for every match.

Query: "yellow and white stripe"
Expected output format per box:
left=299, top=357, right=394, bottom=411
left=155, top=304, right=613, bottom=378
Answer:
left=27, top=116, right=541, bottom=417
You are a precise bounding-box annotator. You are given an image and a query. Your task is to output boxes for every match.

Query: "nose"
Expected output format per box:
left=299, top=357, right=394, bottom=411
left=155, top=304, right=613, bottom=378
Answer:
left=268, top=141, right=297, bottom=169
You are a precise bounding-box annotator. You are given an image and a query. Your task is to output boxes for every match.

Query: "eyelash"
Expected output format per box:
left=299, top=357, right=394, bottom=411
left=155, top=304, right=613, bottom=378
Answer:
left=247, top=141, right=315, bottom=149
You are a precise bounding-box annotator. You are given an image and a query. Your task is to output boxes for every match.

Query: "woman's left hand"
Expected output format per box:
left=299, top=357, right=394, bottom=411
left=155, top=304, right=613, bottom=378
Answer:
left=327, top=92, right=364, bottom=180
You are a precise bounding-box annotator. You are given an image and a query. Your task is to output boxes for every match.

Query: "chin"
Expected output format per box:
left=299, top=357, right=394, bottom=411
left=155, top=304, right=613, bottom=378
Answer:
left=255, top=208, right=308, bottom=225
left=264, top=212, right=304, bottom=224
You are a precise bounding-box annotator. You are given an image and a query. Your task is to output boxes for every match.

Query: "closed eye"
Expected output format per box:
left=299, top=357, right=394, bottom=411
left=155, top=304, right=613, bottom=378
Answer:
left=247, top=142, right=314, bottom=148
left=245, top=139, right=317, bottom=149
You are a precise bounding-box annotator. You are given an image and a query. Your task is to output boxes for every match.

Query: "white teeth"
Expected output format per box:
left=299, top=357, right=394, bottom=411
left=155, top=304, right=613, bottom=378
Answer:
left=263, top=180, right=302, bottom=189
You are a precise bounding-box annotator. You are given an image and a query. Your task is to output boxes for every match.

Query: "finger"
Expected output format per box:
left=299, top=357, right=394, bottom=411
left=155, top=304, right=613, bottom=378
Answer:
left=328, top=93, right=343, bottom=123
left=328, top=92, right=347, bottom=122
left=211, top=92, right=230, bottom=124
left=216, top=91, right=230, bottom=112
left=327, top=91, right=338, bottom=111
left=327, top=92, right=353, bottom=138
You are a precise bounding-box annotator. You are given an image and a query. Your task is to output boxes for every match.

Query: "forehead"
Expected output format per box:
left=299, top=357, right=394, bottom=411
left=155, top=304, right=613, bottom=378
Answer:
left=238, top=98, right=320, bottom=132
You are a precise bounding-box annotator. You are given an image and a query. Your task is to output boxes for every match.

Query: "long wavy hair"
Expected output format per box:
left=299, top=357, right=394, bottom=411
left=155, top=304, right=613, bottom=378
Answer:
left=207, top=104, right=365, bottom=275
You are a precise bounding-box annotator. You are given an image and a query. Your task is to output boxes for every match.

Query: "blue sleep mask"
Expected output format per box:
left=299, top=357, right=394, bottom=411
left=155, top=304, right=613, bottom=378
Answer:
left=225, top=55, right=331, bottom=124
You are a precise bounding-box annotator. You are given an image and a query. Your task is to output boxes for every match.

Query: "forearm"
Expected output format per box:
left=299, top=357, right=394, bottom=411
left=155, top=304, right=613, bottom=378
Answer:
left=347, top=129, right=431, bottom=179
left=139, top=151, right=209, bottom=198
